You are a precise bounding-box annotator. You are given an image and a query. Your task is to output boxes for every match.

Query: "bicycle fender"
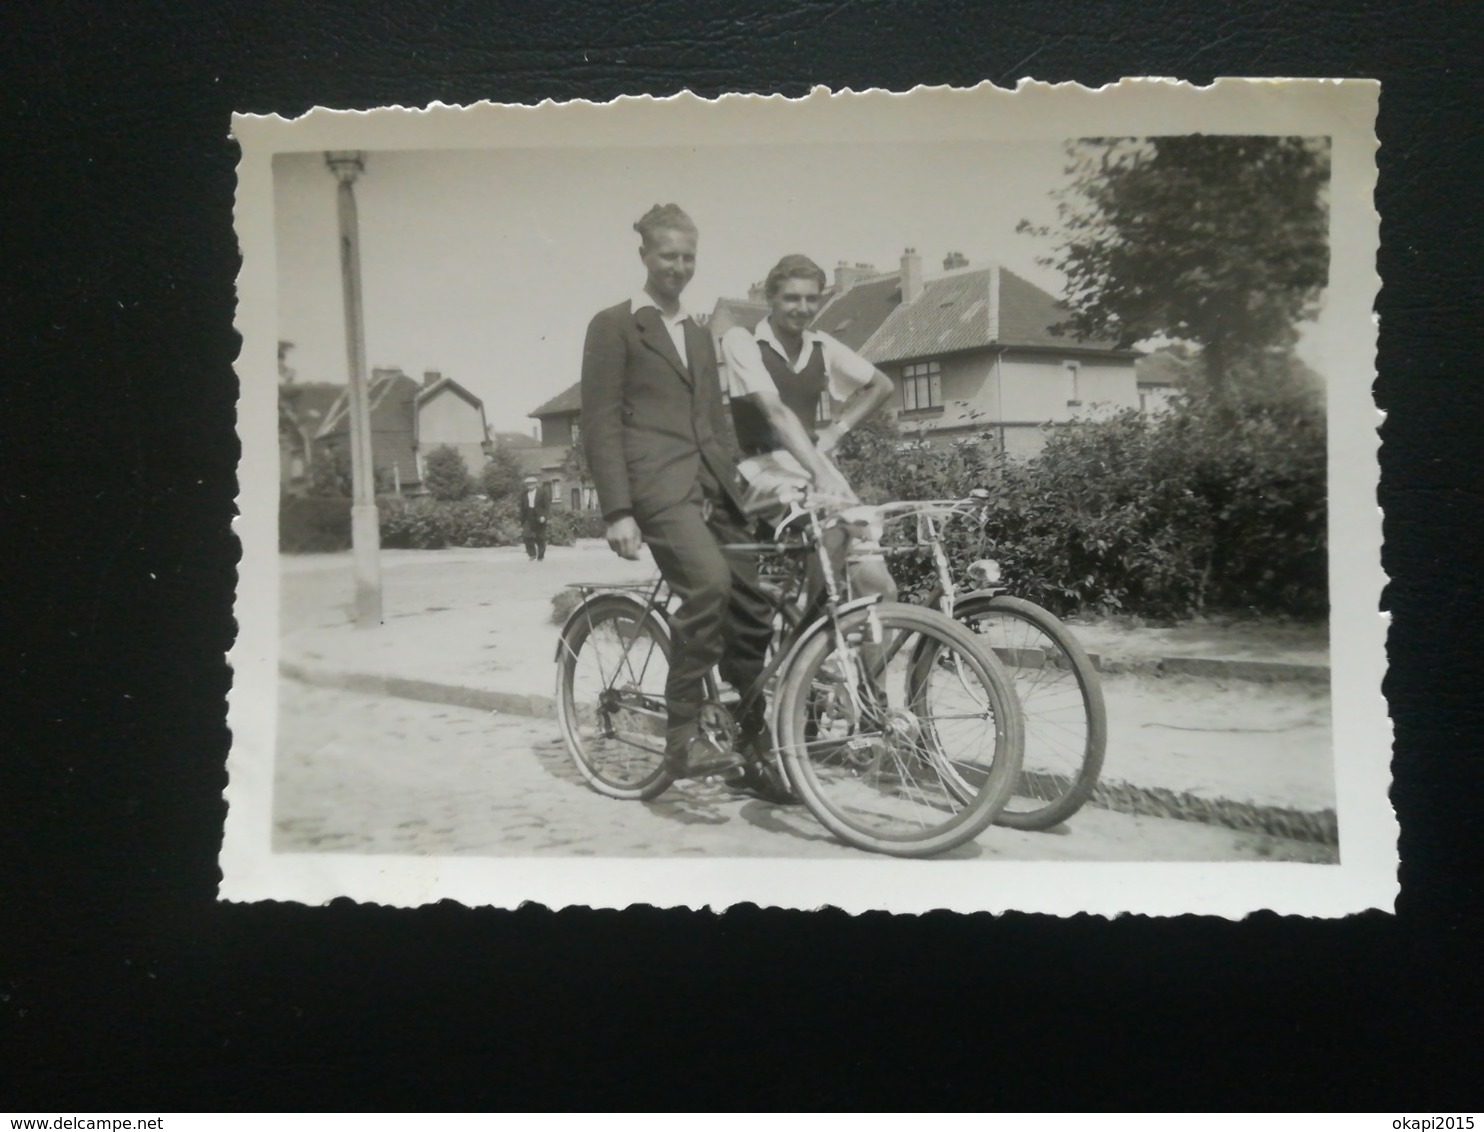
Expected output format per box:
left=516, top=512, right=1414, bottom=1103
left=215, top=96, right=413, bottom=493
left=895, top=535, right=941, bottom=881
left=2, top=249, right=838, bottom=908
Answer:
left=773, top=593, right=885, bottom=676
left=553, top=591, right=668, bottom=663
left=954, top=587, right=1008, bottom=605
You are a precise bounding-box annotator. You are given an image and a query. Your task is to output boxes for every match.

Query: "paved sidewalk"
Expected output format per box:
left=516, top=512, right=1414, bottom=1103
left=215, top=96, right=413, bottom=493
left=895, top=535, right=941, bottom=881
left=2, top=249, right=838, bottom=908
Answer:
left=277, top=543, right=1337, bottom=837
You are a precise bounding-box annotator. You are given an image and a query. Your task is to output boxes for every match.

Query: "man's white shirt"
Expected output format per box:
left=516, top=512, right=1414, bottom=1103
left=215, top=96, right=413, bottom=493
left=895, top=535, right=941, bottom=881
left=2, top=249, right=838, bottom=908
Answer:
left=721, top=319, right=878, bottom=492
left=721, top=318, right=877, bottom=403
left=630, top=290, right=691, bottom=369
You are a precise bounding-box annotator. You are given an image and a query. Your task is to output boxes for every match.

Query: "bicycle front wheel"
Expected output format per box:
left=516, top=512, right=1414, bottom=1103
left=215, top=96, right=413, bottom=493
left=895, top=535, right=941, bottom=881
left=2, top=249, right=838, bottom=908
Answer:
left=773, top=603, right=1023, bottom=858
left=555, top=594, right=675, bottom=801
left=956, top=595, right=1106, bottom=830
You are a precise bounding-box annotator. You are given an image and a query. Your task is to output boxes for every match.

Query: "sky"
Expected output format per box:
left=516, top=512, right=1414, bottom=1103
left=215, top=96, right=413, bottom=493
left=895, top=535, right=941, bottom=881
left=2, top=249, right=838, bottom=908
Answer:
left=274, top=140, right=1328, bottom=436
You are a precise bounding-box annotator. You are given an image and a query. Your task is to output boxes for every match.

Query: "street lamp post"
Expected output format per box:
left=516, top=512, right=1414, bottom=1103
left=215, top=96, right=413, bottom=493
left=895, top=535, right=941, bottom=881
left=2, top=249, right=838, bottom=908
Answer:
left=326, top=150, right=383, bottom=627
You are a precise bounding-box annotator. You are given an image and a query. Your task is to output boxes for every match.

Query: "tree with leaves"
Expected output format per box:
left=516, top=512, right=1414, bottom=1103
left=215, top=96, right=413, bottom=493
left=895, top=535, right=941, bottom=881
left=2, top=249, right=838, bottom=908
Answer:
left=1022, top=135, right=1330, bottom=398
left=422, top=444, right=473, bottom=502
left=480, top=445, right=526, bottom=502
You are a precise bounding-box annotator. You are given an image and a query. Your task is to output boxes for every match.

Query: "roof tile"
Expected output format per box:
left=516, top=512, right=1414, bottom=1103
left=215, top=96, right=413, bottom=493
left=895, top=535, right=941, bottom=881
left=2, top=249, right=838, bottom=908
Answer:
left=528, top=382, right=582, bottom=418
left=809, top=275, right=901, bottom=352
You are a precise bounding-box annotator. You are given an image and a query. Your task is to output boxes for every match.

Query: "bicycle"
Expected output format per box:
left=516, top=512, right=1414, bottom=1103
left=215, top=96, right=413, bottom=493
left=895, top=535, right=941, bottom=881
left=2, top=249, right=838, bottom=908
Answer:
left=822, top=492, right=1107, bottom=832
left=554, top=499, right=1026, bottom=858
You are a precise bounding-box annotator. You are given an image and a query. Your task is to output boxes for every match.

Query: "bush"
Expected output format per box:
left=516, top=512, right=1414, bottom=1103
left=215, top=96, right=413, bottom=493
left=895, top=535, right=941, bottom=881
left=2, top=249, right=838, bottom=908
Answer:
left=972, top=397, right=1327, bottom=618
left=378, top=496, right=521, bottom=549
left=280, top=495, right=352, bottom=553
left=836, top=397, right=1326, bottom=620
left=481, top=447, right=526, bottom=502
left=422, top=444, right=473, bottom=502
left=309, top=445, right=355, bottom=499
left=545, top=510, right=609, bottom=546
left=307, top=444, right=396, bottom=498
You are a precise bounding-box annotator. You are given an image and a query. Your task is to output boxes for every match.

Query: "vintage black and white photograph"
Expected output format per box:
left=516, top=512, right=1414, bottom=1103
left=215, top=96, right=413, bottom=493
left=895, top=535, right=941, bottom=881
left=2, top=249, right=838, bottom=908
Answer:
left=225, top=81, right=1390, bottom=914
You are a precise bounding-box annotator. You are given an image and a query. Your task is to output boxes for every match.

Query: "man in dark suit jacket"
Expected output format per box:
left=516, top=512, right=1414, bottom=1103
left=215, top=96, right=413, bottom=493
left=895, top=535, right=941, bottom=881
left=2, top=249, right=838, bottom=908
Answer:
left=517, top=474, right=550, bottom=561
left=580, top=203, right=779, bottom=796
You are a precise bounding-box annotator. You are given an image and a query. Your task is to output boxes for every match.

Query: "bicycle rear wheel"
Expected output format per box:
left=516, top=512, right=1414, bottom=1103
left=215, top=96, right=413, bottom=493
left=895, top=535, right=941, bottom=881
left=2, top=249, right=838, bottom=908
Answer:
left=555, top=594, right=675, bottom=801
left=772, top=603, right=1023, bottom=858
left=955, top=595, right=1106, bottom=830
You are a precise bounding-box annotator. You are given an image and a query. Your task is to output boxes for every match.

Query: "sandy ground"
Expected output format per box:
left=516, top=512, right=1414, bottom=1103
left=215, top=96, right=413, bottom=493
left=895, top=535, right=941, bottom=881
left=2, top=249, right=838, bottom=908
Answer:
left=278, top=543, right=1336, bottom=813
left=274, top=680, right=1335, bottom=863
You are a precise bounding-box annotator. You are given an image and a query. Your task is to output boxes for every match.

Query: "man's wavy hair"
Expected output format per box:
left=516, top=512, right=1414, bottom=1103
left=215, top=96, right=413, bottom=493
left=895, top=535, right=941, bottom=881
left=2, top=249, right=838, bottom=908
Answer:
left=633, top=203, right=697, bottom=247
left=764, top=254, right=828, bottom=300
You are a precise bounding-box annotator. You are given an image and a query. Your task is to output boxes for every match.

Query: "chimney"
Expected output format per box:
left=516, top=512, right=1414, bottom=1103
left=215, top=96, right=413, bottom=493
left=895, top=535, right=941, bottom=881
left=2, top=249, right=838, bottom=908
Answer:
left=747, top=280, right=766, bottom=303
left=900, top=247, right=924, bottom=304
left=423, top=369, right=442, bottom=387
left=943, top=251, right=969, bottom=271
left=834, top=261, right=879, bottom=292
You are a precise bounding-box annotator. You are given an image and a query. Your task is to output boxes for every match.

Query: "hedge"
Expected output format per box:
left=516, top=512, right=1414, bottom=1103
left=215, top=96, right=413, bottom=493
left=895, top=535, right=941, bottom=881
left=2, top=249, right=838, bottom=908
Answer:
left=835, top=395, right=1326, bottom=620
left=279, top=495, right=352, bottom=553
left=280, top=494, right=612, bottom=553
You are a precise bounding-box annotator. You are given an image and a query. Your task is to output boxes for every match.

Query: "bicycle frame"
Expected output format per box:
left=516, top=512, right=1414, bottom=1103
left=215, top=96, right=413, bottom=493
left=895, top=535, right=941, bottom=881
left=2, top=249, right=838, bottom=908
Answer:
left=556, top=502, right=889, bottom=747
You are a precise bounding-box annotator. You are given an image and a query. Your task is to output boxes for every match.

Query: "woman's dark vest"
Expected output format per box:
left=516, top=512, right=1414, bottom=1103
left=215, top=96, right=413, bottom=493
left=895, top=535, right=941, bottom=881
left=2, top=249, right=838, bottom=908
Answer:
left=731, top=336, right=829, bottom=456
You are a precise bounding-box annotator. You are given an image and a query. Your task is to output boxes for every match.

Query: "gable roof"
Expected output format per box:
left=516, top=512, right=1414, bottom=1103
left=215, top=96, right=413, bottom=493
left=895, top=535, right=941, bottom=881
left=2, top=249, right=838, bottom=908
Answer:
left=415, top=375, right=484, bottom=410
left=860, top=270, right=994, bottom=363
left=844, top=264, right=1129, bottom=365
left=529, top=382, right=582, bottom=419
left=315, top=369, right=421, bottom=439
left=514, top=446, right=570, bottom=476
left=811, top=274, right=901, bottom=352
left=995, top=267, right=1120, bottom=350
left=1136, top=348, right=1196, bottom=387
left=491, top=430, right=541, bottom=450
left=279, top=382, right=344, bottom=432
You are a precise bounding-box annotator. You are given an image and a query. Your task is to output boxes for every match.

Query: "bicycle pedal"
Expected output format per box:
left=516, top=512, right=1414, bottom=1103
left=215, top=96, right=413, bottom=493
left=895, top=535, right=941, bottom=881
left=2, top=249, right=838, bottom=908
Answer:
left=684, top=754, right=746, bottom=780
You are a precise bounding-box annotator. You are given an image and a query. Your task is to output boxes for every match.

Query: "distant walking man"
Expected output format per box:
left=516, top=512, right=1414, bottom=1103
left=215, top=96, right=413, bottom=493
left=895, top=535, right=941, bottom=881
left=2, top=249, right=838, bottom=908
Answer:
left=580, top=204, right=782, bottom=798
left=518, top=474, right=550, bottom=561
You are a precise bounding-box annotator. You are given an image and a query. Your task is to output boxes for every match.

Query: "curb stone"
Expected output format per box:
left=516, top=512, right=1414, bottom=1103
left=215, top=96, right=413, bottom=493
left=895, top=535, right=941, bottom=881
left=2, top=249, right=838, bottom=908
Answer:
left=279, top=659, right=1337, bottom=847
left=1085, top=653, right=1329, bottom=685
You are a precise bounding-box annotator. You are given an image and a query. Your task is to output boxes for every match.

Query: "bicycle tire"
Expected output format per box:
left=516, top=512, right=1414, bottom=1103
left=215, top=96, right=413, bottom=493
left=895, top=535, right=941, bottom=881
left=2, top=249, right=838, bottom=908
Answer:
left=772, top=603, right=1023, bottom=858
left=954, top=595, right=1107, bottom=830
left=555, top=594, right=677, bottom=801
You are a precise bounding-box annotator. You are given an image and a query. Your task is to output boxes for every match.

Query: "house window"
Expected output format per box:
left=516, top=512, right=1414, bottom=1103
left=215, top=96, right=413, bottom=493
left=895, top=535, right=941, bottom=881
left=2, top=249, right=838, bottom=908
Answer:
left=901, top=361, right=942, bottom=412
left=570, top=420, right=581, bottom=444
left=571, top=487, right=581, bottom=510
left=1064, top=360, right=1082, bottom=405
left=815, top=391, right=833, bottom=424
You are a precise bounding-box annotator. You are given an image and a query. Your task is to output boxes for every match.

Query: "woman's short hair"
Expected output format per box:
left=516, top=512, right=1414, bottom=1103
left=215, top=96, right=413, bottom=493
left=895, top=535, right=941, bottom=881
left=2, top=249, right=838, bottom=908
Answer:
left=633, top=203, right=697, bottom=247
left=764, top=254, right=828, bottom=300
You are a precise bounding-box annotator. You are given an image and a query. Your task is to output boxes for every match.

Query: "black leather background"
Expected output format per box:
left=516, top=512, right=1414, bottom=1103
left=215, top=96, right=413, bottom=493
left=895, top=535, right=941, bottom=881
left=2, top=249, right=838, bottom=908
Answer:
left=2, top=0, right=1480, bottom=1111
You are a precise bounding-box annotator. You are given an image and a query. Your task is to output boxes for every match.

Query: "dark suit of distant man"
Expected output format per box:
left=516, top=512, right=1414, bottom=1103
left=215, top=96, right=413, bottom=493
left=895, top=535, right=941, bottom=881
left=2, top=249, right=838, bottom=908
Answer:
left=518, top=478, right=550, bottom=561
left=580, top=206, right=773, bottom=780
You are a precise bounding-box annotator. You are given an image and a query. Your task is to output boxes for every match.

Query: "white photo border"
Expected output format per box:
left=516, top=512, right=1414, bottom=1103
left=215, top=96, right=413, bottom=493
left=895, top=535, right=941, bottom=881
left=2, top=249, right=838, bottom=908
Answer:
left=224, top=79, right=1391, bottom=916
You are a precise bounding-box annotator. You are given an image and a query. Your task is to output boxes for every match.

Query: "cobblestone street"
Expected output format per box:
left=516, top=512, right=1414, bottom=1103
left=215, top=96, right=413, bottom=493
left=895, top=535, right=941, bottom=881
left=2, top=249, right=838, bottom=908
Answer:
left=273, top=680, right=1334, bottom=863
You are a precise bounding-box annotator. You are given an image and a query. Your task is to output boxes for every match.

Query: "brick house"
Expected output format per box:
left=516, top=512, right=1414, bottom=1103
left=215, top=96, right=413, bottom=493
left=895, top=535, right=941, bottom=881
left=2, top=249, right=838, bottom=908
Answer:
left=523, top=384, right=594, bottom=511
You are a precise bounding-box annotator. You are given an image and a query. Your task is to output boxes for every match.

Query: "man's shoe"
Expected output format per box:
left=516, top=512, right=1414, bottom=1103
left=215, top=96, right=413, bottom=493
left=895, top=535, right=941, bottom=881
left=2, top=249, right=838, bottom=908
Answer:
left=721, top=729, right=799, bottom=804
left=664, top=720, right=744, bottom=781
left=722, top=762, right=800, bottom=806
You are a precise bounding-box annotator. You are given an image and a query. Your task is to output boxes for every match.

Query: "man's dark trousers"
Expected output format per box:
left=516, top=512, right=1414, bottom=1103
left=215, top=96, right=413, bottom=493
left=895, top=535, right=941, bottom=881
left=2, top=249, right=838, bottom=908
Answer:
left=581, top=300, right=773, bottom=751
left=522, top=529, right=546, bottom=561
left=640, top=466, right=772, bottom=739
